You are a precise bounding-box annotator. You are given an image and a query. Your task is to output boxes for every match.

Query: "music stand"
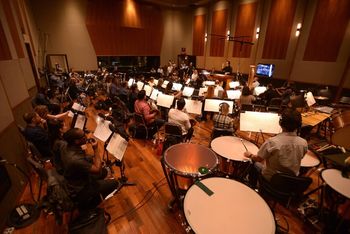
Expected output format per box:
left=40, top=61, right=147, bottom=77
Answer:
left=240, top=111, right=281, bottom=143
left=106, top=133, right=135, bottom=186
left=156, top=93, right=174, bottom=108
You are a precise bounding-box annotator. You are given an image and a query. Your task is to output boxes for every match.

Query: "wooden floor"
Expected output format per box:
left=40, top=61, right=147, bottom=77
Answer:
left=11, top=104, right=342, bottom=234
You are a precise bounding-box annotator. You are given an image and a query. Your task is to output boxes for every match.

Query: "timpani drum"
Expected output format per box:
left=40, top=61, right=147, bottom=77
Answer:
left=331, top=111, right=350, bottom=150
left=162, top=143, right=218, bottom=193
left=300, top=150, right=320, bottom=175
left=211, top=136, right=259, bottom=178
left=321, top=169, right=350, bottom=199
left=183, top=177, right=275, bottom=234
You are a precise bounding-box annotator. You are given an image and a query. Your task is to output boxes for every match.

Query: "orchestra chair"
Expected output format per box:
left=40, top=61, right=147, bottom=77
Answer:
left=258, top=173, right=312, bottom=210
left=241, top=104, right=253, bottom=111
left=131, top=113, right=150, bottom=140
left=162, top=123, right=184, bottom=154
left=211, top=127, right=235, bottom=141
left=267, top=98, right=282, bottom=113
left=26, top=156, right=48, bottom=202
left=339, top=96, right=350, bottom=105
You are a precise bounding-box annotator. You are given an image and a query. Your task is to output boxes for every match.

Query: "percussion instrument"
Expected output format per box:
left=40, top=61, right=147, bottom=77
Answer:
left=183, top=177, right=275, bottom=234
left=331, top=111, right=350, bottom=149
left=162, top=143, right=218, bottom=198
left=321, top=169, right=350, bottom=199
left=300, top=150, right=320, bottom=175
left=210, top=136, right=258, bottom=178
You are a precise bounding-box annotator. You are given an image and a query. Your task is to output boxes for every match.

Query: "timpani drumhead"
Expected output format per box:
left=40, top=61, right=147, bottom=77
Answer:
left=163, top=143, right=218, bottom=177
left=321, top=169, right=350, bottom=199
left=331, top=125, right=350, bottom=150
left=301, top=150, right=320, bottom=168
left=184, top=177, right=275, bottom=234
left=211, top=136, right=259, bottom=161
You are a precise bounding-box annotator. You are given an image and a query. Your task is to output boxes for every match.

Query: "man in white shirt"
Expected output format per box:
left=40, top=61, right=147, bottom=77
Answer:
left=168, top=98, right=194, bottom=141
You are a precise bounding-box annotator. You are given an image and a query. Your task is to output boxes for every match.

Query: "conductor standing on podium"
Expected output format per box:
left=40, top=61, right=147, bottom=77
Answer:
left=222, top=60, right=232, bottom=75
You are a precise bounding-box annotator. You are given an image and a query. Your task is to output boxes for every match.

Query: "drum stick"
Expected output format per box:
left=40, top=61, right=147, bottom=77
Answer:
left=240, top=138, right=248, bottom=152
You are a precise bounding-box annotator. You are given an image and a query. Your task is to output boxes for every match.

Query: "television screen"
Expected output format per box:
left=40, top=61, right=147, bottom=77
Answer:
left=256, top=64, right=275, bottom=77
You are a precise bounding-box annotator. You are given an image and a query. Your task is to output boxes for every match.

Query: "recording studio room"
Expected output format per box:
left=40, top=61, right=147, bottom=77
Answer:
left=0, top=0, right=350, bottom=233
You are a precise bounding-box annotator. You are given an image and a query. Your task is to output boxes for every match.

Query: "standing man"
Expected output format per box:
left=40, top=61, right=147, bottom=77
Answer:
left=222, top=60, right=232, bottom=75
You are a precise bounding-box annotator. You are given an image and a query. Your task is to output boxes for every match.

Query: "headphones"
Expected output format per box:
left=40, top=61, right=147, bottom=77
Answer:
left=219, top=102, right=229, bottom=112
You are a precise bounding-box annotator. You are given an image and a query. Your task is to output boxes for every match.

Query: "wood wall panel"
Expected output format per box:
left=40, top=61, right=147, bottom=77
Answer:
left=193, top=14, right=206, bottom=56
left=1, top=0, right=24, bottom=58
left=85, top=0, right=163, bottom=56
left=233, top=2, right=257, bottom=58
left=210, top=9, right=227, bottom=57
left=303, top=0, right=350, bottom=61
left=262, top=0, right=296, bottom=59
left=0, top=22, right=12, bottom=60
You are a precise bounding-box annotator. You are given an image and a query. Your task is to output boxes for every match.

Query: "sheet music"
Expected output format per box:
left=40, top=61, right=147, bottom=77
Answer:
left=93, top=120, right=112, bottom=142
left=305, top=92, right=316, bottom=107
left=74, top=114, right=86, bottom=130
left=154, top=79, right=158, bottom=85
left=240, top=111, right=281, bottom=134
left=314, top=106, right=334, bottom=114
left=106, top=133, right=128, bottom=161
left=162, top=80, right=169, bottom=88
left=137, top=81, right=144, bottom=91
left=172, top=83, right=182, bottom=91
left=204, top=99, right=234, bottom=113
left=150, top=89, right=160, bottom=100
left=184, top=99, right=203, bottom=115
left=156, top=93, right=174, bottom=108
left=229, top=81, right=240, bottom=89
left=143, top=85, right=153, bottom=97
left=199, top=87, right=208, bottom=96
left=128, top=78, right=134, bottom=87
left=203, top=81, right=215, bottom=86
left=226, top=90, right=241, bottom=100
left=182, top=86, right=194, bottom=97
left=253, top=86, right=267, bottom=96
left=72, top=102, right=85, bottom=112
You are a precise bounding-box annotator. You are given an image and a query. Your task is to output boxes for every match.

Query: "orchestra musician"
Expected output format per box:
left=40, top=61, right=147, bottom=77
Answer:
left=168, top=98, right=195, bottom=142
left=243, top=108, right=307, bottom=187
left=213, top=102, right=236, bottom=132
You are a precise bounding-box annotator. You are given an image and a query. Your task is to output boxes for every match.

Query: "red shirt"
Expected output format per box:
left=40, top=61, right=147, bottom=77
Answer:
left=134, top=99, right=154, bottom=124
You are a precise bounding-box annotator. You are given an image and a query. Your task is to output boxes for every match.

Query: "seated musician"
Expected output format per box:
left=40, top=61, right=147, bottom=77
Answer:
left=23, top=112, right=53, bottom=160
left=134, top=90, right=165, bottom=130
left=222, top=60, right=232, bottom=75
left=168, top=98, right=195, bottom=142
left=243, top=108, right=307, bottom=186
left=239, top=86, right=256, bottom=108
left=61, top=128, right=120, bottom=210
left=212, top=103, right=236, bottom=132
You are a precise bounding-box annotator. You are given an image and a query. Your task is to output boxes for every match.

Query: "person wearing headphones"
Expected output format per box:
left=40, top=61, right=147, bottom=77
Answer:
left=243, top=108, right=307, bottom=186
left=212, top=102, right=236, bottom=132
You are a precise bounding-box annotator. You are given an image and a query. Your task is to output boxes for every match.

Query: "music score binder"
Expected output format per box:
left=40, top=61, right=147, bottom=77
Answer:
left=184, top=99, right=203, bottom=115
left=106, top=133, right=128, bottom=161
left=143, top=84, right=153, bottom=97
left=150, top=89, right=160, bottom=101
left=74, top=114, right=86, bottom=130
left=240, top=111, right=281, bottom=134
left=137, top=81, right=144, bottom=91
left=93, top=119, right=112, bottom=142
left=226, top=90, right=241, bottom=100
left=156, top=93, right=174, bottom=108
left=204, top=99, right=234, bottom=113
left=182, top=86, right=195, bottom=97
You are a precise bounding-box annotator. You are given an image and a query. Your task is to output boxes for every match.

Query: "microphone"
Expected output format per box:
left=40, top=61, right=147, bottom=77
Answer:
left=109, top=123, right=129, bottom=141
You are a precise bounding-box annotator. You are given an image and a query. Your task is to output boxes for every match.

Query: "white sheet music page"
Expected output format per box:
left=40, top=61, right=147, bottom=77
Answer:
left=240, top=111, right=281, bottom=134
left=74, top=114, right=86, bottom=130
left=305, top=92, right=316, bottom=107
left=254, top=86, right=267, bottom=96
left=72, top=102, right=86, bottom=111
left=156, top=93, right=174, bottom=108
left=199, top=87, right=208, bottom=96
left=226, top=90, right=241, bottom=100
left=204, top=99, right=234, bottom=113
left=143, top=84, right=153, bottom=97
left=106, top=133, right=128, bottom=161
left=172, top=83, right=182, bottom=91
left=137, top=81, right=144, bottom=91
left=150, top=89, right=160, bottom=100
left=229, top=81, right=240, bottom=89
left=93, top=119, right=112, bottom=142
left=162, top=80, right=169, bottom=88
left=127, top=78, right=134, bottom=87
left=182, top=86, right=194, bottom=97
left=184, top=99, right=203, bottom=115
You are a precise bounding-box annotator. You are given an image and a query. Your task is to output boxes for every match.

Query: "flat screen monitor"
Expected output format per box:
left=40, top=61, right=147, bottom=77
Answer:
left=256, top=63, right=275, bottom=77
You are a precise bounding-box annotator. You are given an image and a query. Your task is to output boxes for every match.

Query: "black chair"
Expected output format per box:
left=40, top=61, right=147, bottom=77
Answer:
left=162, top=123, right=184, bottom=154
left=339, top=96, right=350, bottom=105
left=241, top=104, right=253, bottom=111
left=267, top=98, right=282, bottom=112
left=131, top=113, right=154, bottom=140
left=27, top=157, right=48, bottom=202
left=211, top=127, right=234, bottom=141
left=258, top=173, right=312, bottom=209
